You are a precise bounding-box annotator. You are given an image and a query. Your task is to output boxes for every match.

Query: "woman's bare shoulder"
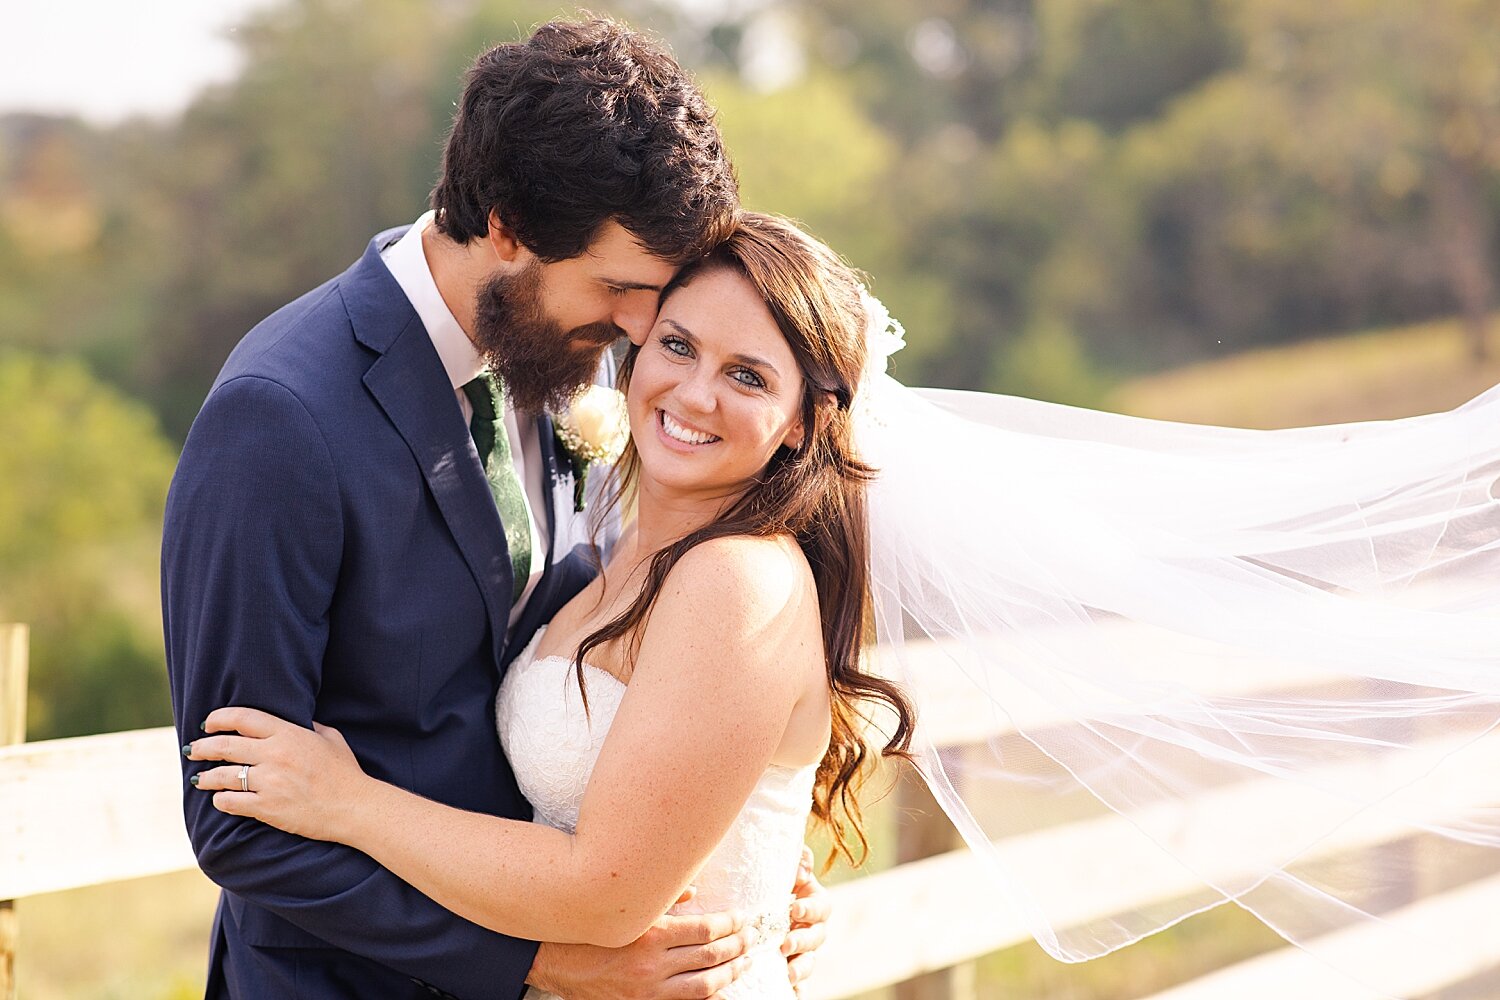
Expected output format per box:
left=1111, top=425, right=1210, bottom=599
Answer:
left=665, top=533, right=815, bottom=615
left=636, top=535, right=825, bottom=761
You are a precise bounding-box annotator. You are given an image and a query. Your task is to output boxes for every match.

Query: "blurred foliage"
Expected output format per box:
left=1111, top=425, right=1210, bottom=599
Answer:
left=16, top=868, right=223, bottom=1000
left=0, top=353, right=177, bottom=738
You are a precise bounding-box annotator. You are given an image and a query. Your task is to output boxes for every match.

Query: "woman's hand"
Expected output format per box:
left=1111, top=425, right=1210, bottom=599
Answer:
left=184, top=706, right=372, bottom=843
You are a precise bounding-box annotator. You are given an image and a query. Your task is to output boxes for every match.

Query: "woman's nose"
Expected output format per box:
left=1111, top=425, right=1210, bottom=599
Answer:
left=673, top=368, right=718, bottom=414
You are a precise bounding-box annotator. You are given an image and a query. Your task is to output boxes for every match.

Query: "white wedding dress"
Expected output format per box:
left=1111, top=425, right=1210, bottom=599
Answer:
left=496, top=626, right=818, bottom=999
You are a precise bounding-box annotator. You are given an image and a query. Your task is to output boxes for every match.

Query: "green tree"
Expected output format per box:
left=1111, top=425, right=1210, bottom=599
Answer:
left=889, top=117, right=1124, bottom=400
left=1099, top=0, right=1500, bottom=364
left=1027, top=0, right=1240, bottom=132
left=785, top=0, right=1043, bottom=144
left=0, top=116, right=121, bottom=364
left=1234, top=0, right=1500, bottom=359
left=0, top=353, right=178, bottom=738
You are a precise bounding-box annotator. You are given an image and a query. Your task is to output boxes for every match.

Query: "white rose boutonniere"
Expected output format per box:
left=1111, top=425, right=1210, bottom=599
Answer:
left=553, top=385, right=630, bottom=511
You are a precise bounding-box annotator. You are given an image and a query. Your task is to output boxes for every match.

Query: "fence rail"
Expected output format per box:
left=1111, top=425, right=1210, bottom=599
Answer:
left=4, top=625, right=1498, bottom=999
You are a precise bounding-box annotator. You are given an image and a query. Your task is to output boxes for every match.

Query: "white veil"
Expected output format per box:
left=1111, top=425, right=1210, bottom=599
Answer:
left=853, top=296, right=1500, bottom=994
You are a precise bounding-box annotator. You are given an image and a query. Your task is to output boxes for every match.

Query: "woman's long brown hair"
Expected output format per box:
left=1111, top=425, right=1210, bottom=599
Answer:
left=573, top=212, right=916, bottom=867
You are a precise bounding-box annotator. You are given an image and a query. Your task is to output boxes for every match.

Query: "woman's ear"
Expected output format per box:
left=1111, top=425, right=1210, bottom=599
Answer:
left=782, top=417, right=806, bottom=451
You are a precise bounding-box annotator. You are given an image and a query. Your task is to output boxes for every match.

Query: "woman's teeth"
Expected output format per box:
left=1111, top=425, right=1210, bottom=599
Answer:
left=661, top=410, right=720, bottom=445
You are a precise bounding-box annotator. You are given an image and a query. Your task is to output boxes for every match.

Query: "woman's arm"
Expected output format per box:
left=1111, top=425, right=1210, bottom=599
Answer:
left=187, top=536, right=820, bottom=947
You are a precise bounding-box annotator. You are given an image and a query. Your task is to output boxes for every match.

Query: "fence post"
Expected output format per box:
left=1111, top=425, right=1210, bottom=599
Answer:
left=893, top=762, right=977, bottom=1000
left=0, top=623, right=28, bottom=1000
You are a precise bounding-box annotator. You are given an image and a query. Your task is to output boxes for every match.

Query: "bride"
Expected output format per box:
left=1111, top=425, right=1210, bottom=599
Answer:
left=186, top=211, right=914, bottom=998
left=187, top=210, right=1500, bottom=998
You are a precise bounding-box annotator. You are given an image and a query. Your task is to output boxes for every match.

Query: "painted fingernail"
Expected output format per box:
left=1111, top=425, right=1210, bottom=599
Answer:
left=181, top=744, right=193, bottom=758
left=189, top=774, right=200, bottom=787
left=199, top=721, right=206, bottom=732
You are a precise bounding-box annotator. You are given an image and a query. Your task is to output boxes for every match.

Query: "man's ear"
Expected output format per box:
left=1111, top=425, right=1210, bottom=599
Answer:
left=485, top=208, right=525, bottom=265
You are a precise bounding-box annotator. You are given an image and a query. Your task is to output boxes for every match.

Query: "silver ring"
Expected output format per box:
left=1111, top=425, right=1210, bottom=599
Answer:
left=238, top=764, right=250, bottom=792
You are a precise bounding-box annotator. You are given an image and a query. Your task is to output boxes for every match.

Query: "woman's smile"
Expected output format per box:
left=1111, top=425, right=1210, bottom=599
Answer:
left=656, top=408, right=721, bottom=449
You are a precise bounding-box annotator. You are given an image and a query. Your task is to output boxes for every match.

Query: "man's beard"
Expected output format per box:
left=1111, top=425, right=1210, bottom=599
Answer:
left=471, top=262, right=622, bottom=415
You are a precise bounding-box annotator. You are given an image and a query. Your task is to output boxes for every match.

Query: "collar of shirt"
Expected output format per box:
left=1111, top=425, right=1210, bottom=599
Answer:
left=380, top=211, right=485, bottom=392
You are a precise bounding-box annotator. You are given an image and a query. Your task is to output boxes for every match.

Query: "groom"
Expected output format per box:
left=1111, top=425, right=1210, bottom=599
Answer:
left=164, top=19, right=826, bottom=1000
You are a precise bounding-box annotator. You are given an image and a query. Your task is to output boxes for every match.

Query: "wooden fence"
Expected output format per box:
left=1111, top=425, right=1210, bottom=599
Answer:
left=4, top=621, right=1499, bottom=999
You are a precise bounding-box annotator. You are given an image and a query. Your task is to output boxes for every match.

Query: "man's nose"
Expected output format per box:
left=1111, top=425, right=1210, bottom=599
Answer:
left=615, top=300, right=658, bottom=346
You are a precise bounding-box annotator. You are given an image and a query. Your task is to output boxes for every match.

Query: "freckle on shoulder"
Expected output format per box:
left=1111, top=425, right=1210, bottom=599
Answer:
left=674, top=534, right=812, bottom=601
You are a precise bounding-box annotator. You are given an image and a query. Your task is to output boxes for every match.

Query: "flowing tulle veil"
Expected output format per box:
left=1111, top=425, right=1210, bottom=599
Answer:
left=852, top=294, right=1500, bottom=996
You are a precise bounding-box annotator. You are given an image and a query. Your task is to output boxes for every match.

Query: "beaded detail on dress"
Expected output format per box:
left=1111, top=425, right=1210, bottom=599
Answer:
left=496, top=627, right=817, bottom=999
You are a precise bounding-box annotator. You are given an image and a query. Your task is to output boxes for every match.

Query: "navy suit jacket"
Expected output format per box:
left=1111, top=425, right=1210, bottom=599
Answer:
left=163, top=230, right=602, bottom=999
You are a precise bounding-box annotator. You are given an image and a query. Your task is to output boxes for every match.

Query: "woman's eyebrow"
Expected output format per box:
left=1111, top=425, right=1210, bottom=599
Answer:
left=731, top=352, right=778, bottom=375
left=662, top=319, right=780, bottom=377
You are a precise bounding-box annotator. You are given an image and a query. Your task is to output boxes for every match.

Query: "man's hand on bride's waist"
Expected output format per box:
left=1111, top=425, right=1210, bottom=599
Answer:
left=530, top=887, right=755, bottom=1000
left=783, top=845, right=831, bottom=994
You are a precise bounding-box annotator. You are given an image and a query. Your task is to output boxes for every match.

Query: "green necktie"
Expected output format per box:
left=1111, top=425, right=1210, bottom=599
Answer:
left=462, top=374, right=532, bottom=604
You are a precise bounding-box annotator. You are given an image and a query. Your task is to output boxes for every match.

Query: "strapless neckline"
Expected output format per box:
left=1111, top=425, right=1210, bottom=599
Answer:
left=520, top=625, right=627, bottom=689
left=515, top=625, right=818, bottom=778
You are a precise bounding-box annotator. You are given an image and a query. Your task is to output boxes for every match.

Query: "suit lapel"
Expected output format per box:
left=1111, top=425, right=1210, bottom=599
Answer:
left=344, top=235, right=514, bottom=667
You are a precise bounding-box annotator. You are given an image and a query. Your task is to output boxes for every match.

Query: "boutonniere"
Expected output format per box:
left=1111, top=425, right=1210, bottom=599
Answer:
left=553, top=385, right=630, bottom=512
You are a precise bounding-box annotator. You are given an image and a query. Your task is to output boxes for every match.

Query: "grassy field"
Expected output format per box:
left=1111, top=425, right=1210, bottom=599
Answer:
left=16, top=869, right=220, bottom=1000
left=1108, top=315, right=1500, bottom=428
left=16, top=315, right=1498, bottom=999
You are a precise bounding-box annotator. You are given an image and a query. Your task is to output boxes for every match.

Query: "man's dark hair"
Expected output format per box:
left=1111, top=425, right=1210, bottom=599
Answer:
left=431, top=17, right=738, bottom=264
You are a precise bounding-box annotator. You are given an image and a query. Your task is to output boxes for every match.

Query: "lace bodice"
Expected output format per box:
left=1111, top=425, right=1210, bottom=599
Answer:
left=496, top=627, right=817, bottom=999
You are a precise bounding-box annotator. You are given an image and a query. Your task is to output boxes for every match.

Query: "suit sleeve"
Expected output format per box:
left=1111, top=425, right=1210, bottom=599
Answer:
left=163, top=374, right=537, bottom=1000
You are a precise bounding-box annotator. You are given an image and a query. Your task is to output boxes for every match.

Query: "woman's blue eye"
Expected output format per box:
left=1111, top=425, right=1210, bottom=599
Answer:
left=660, top=335, right=692, bottom=356
left=732, top=368, right=766, bottom=389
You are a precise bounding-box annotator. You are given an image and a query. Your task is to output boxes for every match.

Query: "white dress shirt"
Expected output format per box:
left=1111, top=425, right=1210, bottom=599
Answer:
left=380, top=211, right=548, bottom=627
